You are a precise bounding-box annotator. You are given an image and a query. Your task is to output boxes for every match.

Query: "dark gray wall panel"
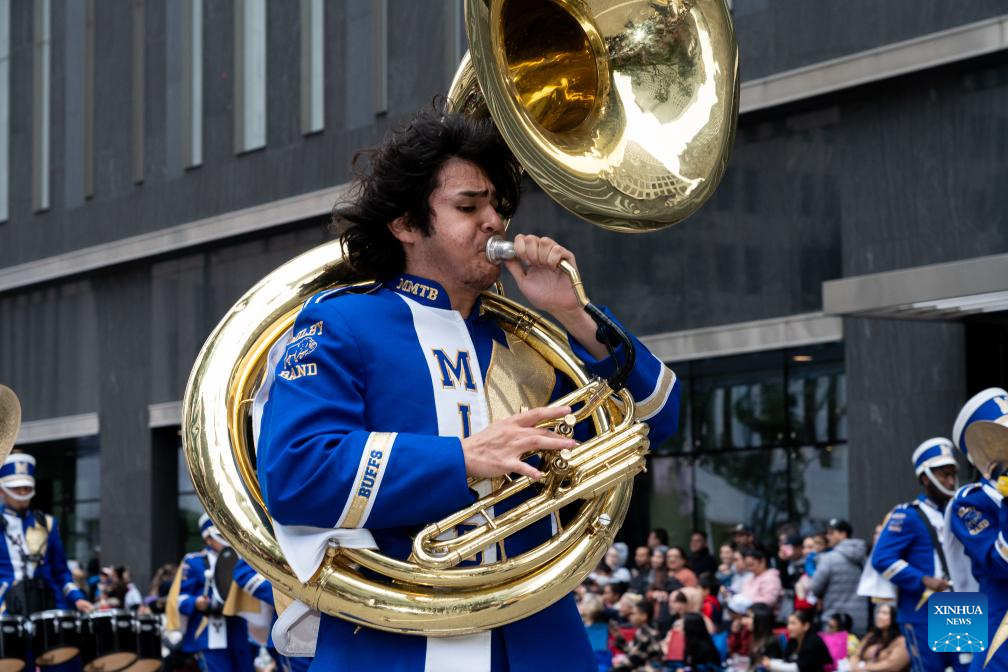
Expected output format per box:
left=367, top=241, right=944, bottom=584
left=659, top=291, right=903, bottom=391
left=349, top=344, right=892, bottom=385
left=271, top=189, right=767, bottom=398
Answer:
left=735, top=0, right=1008, bottom=80
left=844, top=317, right=967, bottom=540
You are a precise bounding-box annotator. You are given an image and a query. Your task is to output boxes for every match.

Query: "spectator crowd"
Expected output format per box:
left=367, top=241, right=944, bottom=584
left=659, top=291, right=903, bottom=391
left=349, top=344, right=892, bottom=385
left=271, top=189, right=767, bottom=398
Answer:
left=574, top=521, right=909, bottom=672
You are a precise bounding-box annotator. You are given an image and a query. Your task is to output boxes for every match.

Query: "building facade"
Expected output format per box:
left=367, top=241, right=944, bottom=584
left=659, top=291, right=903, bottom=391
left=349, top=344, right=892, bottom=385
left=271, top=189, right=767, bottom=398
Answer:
left=0, top=0, right=1006, bottom=587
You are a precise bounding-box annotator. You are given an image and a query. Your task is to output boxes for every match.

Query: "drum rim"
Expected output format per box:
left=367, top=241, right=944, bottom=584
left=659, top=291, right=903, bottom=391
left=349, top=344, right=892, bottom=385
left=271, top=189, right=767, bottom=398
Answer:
left=85, top=609, right=133, bottom=619
left=0, top=616, right=24, bottom=623
left=29, top=610, right=77, bottom=620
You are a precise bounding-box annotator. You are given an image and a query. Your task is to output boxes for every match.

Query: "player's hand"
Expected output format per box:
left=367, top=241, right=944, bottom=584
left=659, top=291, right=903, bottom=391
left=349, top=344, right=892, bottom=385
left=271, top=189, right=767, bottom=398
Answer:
left=195, top=595, right=210, bottom=612
left=75, top=599, right=94, bottom=613
left=922, top=576, right=951, bottom=592
left=504, top=235, right=582, bottom=319
left=461, top=405, right=576, bottom=480
left=504, top=234, right=607, bottom=359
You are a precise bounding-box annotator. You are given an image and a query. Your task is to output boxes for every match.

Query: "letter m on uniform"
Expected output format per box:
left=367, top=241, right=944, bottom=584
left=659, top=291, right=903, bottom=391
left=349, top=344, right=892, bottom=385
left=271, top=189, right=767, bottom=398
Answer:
left=433, top=350, right=477, bottom=391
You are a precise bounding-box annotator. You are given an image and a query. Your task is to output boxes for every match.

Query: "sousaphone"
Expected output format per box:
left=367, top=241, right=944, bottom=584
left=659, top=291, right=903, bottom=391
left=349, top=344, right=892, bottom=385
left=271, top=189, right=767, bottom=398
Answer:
left=183, top=0, right=738, bottom=635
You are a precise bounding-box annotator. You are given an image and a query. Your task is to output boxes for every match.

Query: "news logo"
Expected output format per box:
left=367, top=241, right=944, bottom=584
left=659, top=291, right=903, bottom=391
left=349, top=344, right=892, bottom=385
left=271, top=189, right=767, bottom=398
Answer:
left=927, top=592, right=987, bottom=654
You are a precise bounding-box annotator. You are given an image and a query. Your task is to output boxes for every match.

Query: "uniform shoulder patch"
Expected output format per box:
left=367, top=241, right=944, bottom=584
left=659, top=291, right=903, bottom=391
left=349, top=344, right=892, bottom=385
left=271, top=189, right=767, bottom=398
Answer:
left=311, top=281, right=381, bottom=305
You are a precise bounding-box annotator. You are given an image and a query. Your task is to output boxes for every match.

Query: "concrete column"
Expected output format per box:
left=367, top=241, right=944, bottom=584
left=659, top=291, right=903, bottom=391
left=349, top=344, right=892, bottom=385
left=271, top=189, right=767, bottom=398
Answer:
left=844, top=317, right=966, bottom=540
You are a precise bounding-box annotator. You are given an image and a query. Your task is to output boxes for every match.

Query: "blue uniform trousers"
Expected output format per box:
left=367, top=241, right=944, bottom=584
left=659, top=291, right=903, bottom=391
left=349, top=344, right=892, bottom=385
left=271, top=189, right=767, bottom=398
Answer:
left=901, top=620, right=971, bottom=672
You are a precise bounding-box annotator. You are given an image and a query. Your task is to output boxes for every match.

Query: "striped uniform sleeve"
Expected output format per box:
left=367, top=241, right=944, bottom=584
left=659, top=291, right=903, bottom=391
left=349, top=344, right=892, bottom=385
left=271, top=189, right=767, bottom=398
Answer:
left=870, top=508, right=925, bottom=590
left=258, top=301, right=475, bottom=532
left=177, top=556, right=205, bottom=616
left=43, top=518, right=86, bottom=604
left=948, top=492, right=1008, bottom=580
left=567, top=306, right=680, bottom=445
left=232, top=559, right=274, bottom=605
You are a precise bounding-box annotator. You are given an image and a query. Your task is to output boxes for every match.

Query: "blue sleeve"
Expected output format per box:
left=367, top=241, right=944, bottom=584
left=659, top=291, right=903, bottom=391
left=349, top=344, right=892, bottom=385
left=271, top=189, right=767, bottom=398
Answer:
left=870, top=509, right=926, bottom=591
left=949, top=493, right=1008, bottom=581
left=996, top=495, right=1008, bottom=573
left=566, top=307, right=680, bottom=445
left=259, top=301, right=475, bottom=531
left=232, top=559, right=274, bottom=606
left=43, top=518, right=85, bottom=604
left=177, top=556, right=205, bottom=617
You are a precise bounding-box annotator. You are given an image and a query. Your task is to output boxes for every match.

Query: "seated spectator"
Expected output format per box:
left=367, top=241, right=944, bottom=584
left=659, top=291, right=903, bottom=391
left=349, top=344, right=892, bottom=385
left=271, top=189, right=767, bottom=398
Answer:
left=763, top=609, right=834, bottom=672
left=747, top=602, right=783, bottom=669
left=666, top=546, right=699, bottom=588
left=726, top=602, right=751, bottom=659
left=698, top=573, right=723, bottom=627
left=848, top=604, right=909, bottom=672
left=824, top=612, right=860, bottom=660
left=740, top=546, right=783, bottom=612
left=715, top=542, right=736, bottom=587
left=629, top=545, right=652, bottom=593
left=604, top=544, right=633, bottom=584
left=612, top=599, right=665, bottom=672
left=680, top=612, right=724, bottom=671
left=578, top=594, right=612, bottom=672
left=649, top=528, right=671, bottom=552
left=689, top=531, right=719, bottom=578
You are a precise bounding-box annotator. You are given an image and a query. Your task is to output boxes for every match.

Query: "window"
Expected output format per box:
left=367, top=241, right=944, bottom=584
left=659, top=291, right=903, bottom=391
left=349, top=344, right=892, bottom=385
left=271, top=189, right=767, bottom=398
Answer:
left=131, top=0, right=144, bottom=183
left=300, top=0, right=323, bottom=135
left=0, top=0, right=9, bottom=222
left=649, top=342, right=847, bottom=545
left=32, top=0, right=50, bottom=212
left=64, top=0, right=93, bottom=206
left=20, top=437, right=101, bottom=565
left=234, top=0, right=266, bottom=153
left=166, top=0, right=202, bottom=171
left=344, top=0, right=386, bottom=129
left=177, top=444, right=203, bottom=554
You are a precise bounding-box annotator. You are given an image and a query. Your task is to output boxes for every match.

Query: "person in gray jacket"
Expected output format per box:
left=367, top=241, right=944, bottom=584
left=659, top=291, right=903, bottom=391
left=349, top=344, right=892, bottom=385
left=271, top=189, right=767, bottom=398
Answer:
left=809, top=518, right=870, bottom=634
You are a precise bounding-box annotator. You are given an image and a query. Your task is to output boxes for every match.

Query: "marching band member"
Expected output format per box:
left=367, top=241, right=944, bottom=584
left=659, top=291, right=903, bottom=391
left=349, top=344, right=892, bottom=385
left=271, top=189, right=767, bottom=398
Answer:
left=231, top=557, right=310, bottom=672
left=256, top=110, right=681, bottom=671
left=948, top=388, right=1008, bottom=672
left=871, top=438, right=969, bottom=672
left=0, top=452, right=91, bottom=616
left=171, top=513, right=252, bottom=672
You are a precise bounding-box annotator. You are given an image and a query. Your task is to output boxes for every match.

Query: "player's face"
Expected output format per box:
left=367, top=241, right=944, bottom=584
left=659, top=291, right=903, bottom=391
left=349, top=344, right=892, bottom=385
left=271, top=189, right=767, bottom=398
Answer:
left=2, top=486, right=32, bottom=511
left=931, top=464, right=958, bottom=492
left=408, top=157, right=505, bottom=298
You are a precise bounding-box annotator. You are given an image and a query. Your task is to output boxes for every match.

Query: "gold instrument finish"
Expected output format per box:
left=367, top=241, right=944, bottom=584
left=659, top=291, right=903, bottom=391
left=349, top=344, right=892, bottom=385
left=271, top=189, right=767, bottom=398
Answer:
left=455, top=0, right=739, bottom=231
left=0, top=385, right=21, bottom=465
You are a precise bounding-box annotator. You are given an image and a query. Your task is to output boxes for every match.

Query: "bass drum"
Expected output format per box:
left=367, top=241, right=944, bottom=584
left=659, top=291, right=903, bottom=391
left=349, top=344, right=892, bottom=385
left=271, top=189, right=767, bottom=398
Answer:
left=0, top=615, right=27, bottom=672
left=30, top=610, right=80, bottom=666
left=80, top=610, right=137, bottom=672
left=123, top=614, right=162, bottom=672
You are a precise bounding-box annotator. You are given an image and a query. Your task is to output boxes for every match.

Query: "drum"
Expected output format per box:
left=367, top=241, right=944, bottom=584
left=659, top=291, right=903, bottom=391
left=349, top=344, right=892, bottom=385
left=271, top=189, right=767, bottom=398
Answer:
left=124, top=615, right=161, bottom=672
left=0, top=615, right=28, bottom=672
left=29, top=610, right=80, bottom=666
left=80, top=610, right=137, bottom=672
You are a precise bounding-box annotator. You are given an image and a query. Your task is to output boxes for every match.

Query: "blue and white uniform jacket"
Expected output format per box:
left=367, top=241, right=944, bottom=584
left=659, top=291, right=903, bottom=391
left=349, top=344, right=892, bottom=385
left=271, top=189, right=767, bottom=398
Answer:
left=0, top=507, right=85, bottom=610
left=256, top=273, right=681, bottom=672
left=947, top=480, right=1008, bottom=671
left=177, top=549, right=249, bottom=654
left=871, top=496, right=948, bottom=621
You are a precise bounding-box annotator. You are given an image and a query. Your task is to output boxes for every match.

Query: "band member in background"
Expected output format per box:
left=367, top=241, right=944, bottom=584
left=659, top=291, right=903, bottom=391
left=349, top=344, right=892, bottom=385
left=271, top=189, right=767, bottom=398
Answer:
left=256, top=109, right=681, bottom=671
left=871, top=438, right=968, bottom=672
left=231, top=557, right=310, bottom=672
left=947, top=388, right=1008, bottom=672
left=0, top=452, right=92, bottom=616
left=170, top=514, right=252, bottom=672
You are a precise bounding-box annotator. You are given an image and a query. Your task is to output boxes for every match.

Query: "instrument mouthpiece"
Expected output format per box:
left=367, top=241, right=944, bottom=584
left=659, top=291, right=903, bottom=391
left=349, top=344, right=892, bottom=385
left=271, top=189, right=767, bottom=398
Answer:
left=485, top=236, right=515, bottom=263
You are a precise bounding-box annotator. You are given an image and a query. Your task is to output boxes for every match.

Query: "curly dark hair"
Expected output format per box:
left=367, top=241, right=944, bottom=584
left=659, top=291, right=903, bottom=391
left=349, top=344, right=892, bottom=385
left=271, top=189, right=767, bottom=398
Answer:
left=334, top=108, right=522, bottom=279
